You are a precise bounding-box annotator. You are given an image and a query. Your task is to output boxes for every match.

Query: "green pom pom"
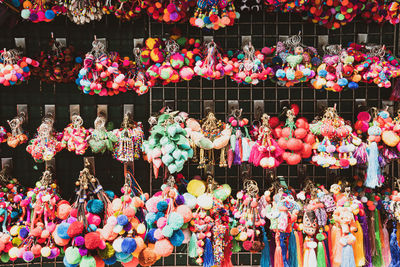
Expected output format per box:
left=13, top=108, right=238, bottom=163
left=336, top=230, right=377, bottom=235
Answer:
left=244, top=76, right=252, bottom=83
left=1, top=253, right=9, bottom=263
left=98, top=243, right=115, bottom=259
left=65, top=247, right=81, bottom=265
left=80, top=256, right=96, bottom=267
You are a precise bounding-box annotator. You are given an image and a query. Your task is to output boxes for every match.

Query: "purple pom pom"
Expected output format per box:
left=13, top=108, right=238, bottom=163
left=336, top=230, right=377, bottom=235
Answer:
left=123, top=223, right=132, bottom=232
left=29, top=12, right=38, bottom=21
left=175, top=195, right=185, bottom=205
left=23, top=251, right=34, bottom=262
left=79, top=248, right=88, bottom=256
left=75, top=236, right=85, bottom=246
left=170, top=12, right=179, bottom=21
left=67, top=217, right=77, bottom=224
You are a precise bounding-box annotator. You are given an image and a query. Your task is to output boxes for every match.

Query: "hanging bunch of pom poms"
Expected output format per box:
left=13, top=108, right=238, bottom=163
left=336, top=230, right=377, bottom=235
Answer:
left=310, top=105, right=361, bottom=169
left=264, top=0, right=309, bottom=12
left=56, top=162, right=113, bottom=266
left=102, top=0, right=145, bottom=21
left=8, top=169, right=65, bottom=263
left=61, top=114, right=90, bottom=155
left=231, top=42, right=273, bottom=85
left=185, top=111, right=231, bottom=168
left=0, top=49, right=39, bottom=86
left=88, top=113, right=118, bottom=154
left=6, top=112, right=28, bottom=148
left=113, top=112, right=144, bottom=163
left=26, top=114, right=64, bottom=162
left=76, top=38, right=127, bottom=96
left=20, top=0, right=61, bottom=22
left=32, top=37, right=82, bottom=84
left=248, top=113, right=284, bottom=169
left=272, top=33, right=319, bottom=87
left=146, top=0, right=195, bottom=23
left=189, top=0, right=239, bottom=29
left=143, top=109, right=193, bottom=177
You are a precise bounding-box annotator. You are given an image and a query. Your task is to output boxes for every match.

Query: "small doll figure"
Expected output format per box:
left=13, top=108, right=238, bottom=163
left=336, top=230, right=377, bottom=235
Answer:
left=6, top=113, right=28, bottom=148
left=88, top=114, right=117, bottom=154
left=61, top=114, right=90, bottom=155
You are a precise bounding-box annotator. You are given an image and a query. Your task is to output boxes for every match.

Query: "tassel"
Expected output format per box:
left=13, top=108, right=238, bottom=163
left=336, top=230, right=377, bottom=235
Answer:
left=227, top=148, right=234, bottom=168
left=373, top=209, right=383, bottom=267
left=365, top=142, right=381, bottom=188
left=352, top=220, right=365, bottom=267
left=280, top=233, right=289, bottom=267
left=359, top=216, right=372, bottom=267
left=303, top=237, right=317, bottom=267
left=242, top=138, right=250, bottom=161
left=341, top=243, right=356, bottom=267
left=203, top=238, right=215, bottom=267
left=296, top=231, right=303, bottom=267
left=288, top=230, right=298, bottom=267
left=261, top=229, right=271, bottom=267
left=274, top=232, right=284, bottom=267
left=316, top=232, right=326, bottom=267
left=323, top=238, right=331, bottom=267
left=382, top=226, right=391, bottom=267
left=219, top=147, right=227, bottom=167
left=221, top=231, right=233, bottom=267
left=230, top=133, right=236, bottom=151
left=232, top=239, right=241, bottom=253
left=233, top=138, right=241, bottom=165
left=188, top=233, right=198, bottom=258
left=331, top=225, right=342, bottom=267
left=249, top=143, right=258, bottom=165
left=390, top=224, right=400, bottom=267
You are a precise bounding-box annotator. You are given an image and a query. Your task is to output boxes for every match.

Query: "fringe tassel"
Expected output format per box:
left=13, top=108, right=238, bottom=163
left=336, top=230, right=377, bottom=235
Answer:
left=390, top=223, right=400, bottom=267
left=365, top=141, right=381, bottom=188
left=331, top=225, right=342, bottom=267
left=203, top=238, right=215, bottom=267
left=341, top=243, right=356, bottom=267
left=359, top=215, right=372, bottom=267
left=353, top=220, right=365, bottom=267
left=372, top=209, right=383, bottom=267
left=295, top=231, right=303, bottom=267
left=221, top=230, right=233, bottom=267
left=280, top=233, right=289, bottom=267
left=288, top=230, right=298, bottom=267
left=274, top=232, right=284, bottom=267
left=188, top=233, right=198, bottom=258
left=303, top=237, right=317, bottom=267
left=382, top=226, right=391, bottom=267
left=233, top=138, right=241, bottom=165
left=261, top=228, right=271, bottom=267
left=317, top=236, right=326, bottom=267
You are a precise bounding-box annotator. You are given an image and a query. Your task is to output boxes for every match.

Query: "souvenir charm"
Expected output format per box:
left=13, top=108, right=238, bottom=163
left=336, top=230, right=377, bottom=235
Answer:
left=189, top=0, right=238, bottom=30
left=61, top=114, right=90, bottom=155
left=113, top=113, right=144, bottom=163
left=62, top=0, right=105, bottom=24
left=186, top=111, right=231, bottom=168
left=249, top=113, right=283, bottom=169
left=26, top=115, right=63, bottom=162
left=20, top=0, right=61, bottom=22
left=88, top=114, right=117, bottom=154
left=0, top=49, right=39, bottom=86
left=143, top=109, right=193, bottom=177
left=0, top=126, right=7, bottom=143
left=6, top=113, right=28, bottom=148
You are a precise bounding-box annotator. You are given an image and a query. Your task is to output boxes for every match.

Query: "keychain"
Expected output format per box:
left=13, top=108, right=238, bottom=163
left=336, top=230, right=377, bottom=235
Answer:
left=6, top=113, right=28, bottom=148
left=88, top=114, right=118, bottom=154
left=61, top=114, right=90, bottom=155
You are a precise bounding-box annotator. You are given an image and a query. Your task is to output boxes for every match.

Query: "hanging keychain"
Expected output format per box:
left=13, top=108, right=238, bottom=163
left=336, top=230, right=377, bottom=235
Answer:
left=88, top=114, right=118, bottom=154
left=186, top=111, right=231, bottom=168
left=20, top=0, right=60, bottom=22
left=113, top=112, right=144, bottom=164
left=0, top=49, right=39, bottom=86
left=62, top=0, right=105, bottom=24
left=6, top=112, right=28, bottom=148
left=61, top=114, right=90, bottom=155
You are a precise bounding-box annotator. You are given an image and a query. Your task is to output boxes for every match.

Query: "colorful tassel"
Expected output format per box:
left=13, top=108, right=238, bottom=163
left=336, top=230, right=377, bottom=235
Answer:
left=203, top=238, right=215, bottom=267
left=360, top=215, right=372, bottom=267
left=188, top=233, right=198, bottom=258
left=280, top=233, right=289, bottom=267
left=353, top=220, right=365, bottom=267
left=274, top=232, right=284, bottom=267
left=365, top=141, right=381, bottom=188
left=316, top=231, right=326, bottom=267
left=373, top=209, right=384, bottom=267
left=303, top=237, right=317, bottom=267
left=288, top=230, right=298, bottom=267
left=295, top=231, right=303, bottom=267
left=382, top=226, right=391, bottom=267
left=261, top=229, right=271, bottom=267
left=341, top=243, right=356, bottom=267
left=390, top=224, right=400, bottom=267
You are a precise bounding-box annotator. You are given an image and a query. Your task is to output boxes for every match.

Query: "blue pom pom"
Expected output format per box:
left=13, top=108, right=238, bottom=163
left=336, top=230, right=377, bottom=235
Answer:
left=348, top=82, right=358, bottom=90
left=145, top=212, right=157, bottom=225
left=57, top=222, right=71, bottom=239
left=10, top=211, right=19, bottom=219
left=276, top=69, right=286, bottom=78
left=75, top=57, right=82, bottom=64
left=156, top=201, right=168, bottom=212
left=117, top=215, right=129, bottom=226
left=19, top=228, right=29, bottom=239
left=162, top=225, right=174, bottom=238
left=318, top=69, right=327, bottom=77
left=146, top=229, right=157, bottom=243
left=170, top=229, right=184, bottom=247
left=22, top=66, right=30, bottom=72
left=105, top=191, right=114, bottom=199
left=103, top=255, right=117, bottom=265
left=203, top=16, right=211, bottom=24
left=63, top=256, right=78, bottom=267
left=237, top=54, right=244, bottom=60
left=155, top=212, right=164, bottom=220
left=311, top=57, right=321, bottom=66
left=44, top=10, right=55, bottom=20
left=11, top=0, right=20, bottom=7
left=115, top=252, right=131, bottom=261
left=337, top=78, right=348, bottom=86
left=87, top=199, right=104, bottom=214
left=121, top=238, right=137, bottom=254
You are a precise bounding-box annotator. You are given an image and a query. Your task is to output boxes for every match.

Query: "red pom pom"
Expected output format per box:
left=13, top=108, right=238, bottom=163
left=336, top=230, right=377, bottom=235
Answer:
left=242, top=241, right=252, bottom=251
left=70, top=208, right=78, bottom=218
left=67, top=221, right=84, bottom=238
left=290, top=104, right=299, bottom=116
left=84, top=232, right=101, bottom=250
left=269, top=117, right=280, bottom=128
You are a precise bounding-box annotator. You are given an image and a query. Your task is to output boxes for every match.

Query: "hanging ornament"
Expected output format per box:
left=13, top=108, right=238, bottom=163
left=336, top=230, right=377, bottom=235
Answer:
left=20, top=0, right=61, bottom=22
left=6, top=112, right=28, bottom=148
left=146, top=0, right=194, bottom=23
left=103, top=0, right=145, bottom=21
left=61, top=114, right=90, bottom=155
left=88, top=114, right=118, bottom=154
left=143, top=109, right=193, bottom=177
left=62, top=0, right=105, bottom=24
left=186, top=111, right=231, bottom=168
left=113, top=112, right=144, bottom=163
left=0, top=49, right=39, bottom=86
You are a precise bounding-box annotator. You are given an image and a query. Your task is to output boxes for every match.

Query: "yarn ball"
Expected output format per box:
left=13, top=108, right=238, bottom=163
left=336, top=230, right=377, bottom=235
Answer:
left=117, top=215, right=129, bottom=226
left=84, top=232, right=101, bottom=250
left=170, top=54, right=184, bottom=69
left=145, top=197, right=161, bottom=213
left=145, top=38, right=161, bottom=50
left=154, top=239, right=174, bottom=257
left=19, top=227, right=29, bottom=239
left=74, top=236, right=85, bottom=246
left=105, top=190, right=115, bottom=200
left=65, top=247, right=81, bottom=265
left=67, top=221, right=84, bottom=238
left=57, top=203, right=71, bottom=220
left=145, top=212, right=157, bottom=225
left=136, top=223, right=146, bottom=235
left=31, top=244, right=42, bottom=256
left=156, top=201, right=168, bottom=212
left=103, top=255, right=117, bottom=265
left=87, top=199, right=104, bottom=214
left=1, top=254, right=9, bottom=263
left=138, top=247, right=158, bottom=266
left=161, top=225, right=174, bottom=238
left=167, top=212, right=184, bottom=230
left=22, top=251, right=34, bottom=262
left=176, top=205, right=192, bottom=223
left=150, top=48, right=164, bottom=63
left=107, top=216, right=118, bottom=226
left=170, top=229, right=184, bottom=247
left=113, top=238, right=123, bottom=253
left=41, top=247, right=51, bottom=257
left=53, top=231, right=69, bottom=246
left=80, top=255, right=96, bottom=267
left=179, top=66, right=194, bottom=81
left=122, top=257, right=139, bottom=267
left=57, top=222, right=71, bottom=239
left=121, top=238, right=137, bottom=254
left=146, top=229, right=157, bottom=243
left=98, top=243, right=115, bottom=259
left=21, top=9, right=30, bottom=19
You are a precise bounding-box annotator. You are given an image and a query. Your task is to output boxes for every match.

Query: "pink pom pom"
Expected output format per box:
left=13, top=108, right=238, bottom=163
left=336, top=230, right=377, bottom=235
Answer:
left=176, top=205, right=192, bottom=223
left=87, top=213, right=101, bottom=226
left=154, top=239, right=174, bottom=257
left=25, top=58, right=32, bottom=65
left=156, top=217, right=167, bottom=228
left=154, top=229, right=164, bottom=240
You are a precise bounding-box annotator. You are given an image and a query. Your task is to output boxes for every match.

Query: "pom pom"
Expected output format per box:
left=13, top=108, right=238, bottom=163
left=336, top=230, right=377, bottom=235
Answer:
left=74, top=236, right=85, bottom=247
left=65, top=247, right=81, bottom=265
left=162, top=225, right=174, bottom=238
left=22, top=251, right=34, bottom=262
left=121, top=238, right=137, bottom=254
left=117, top=215, right=129, bottom=226
left=98, top=243, right=115, bottom=259
left=80, top=256, right=96, bottom=267
left=156, top=201, right=168, bottom=212
left=146, top=229, right=157, bottom=243
left=67, top=221, right=83, bottom=238
left=57, top=203, right=71, bottom=220
left=154, top=239, right=174, bottom=257
left=87, top=213, right=101, bottom=226
left=87, top=199, right=104, bottom=214
left=175, top=195, right=185, bottom=205
left=170, top=229, right=184, bottom=247
left=176, top=205, right=192, bottom=223
left=156, top=217, right=167, bottom=228
left=103, top=255, right=117, bottom=265
left=57, top=222, right=71, bottom=239
left=19, top=228, right=29, bottom=239
left=138, top=248, right=158, bottom=266
left=44, top=10, right=55, bottom=20
left=145, top=213, right=157, bottom=225
left=84, top=232, right=101, bottom=250
left=167, top=212, right=184, bottom=230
